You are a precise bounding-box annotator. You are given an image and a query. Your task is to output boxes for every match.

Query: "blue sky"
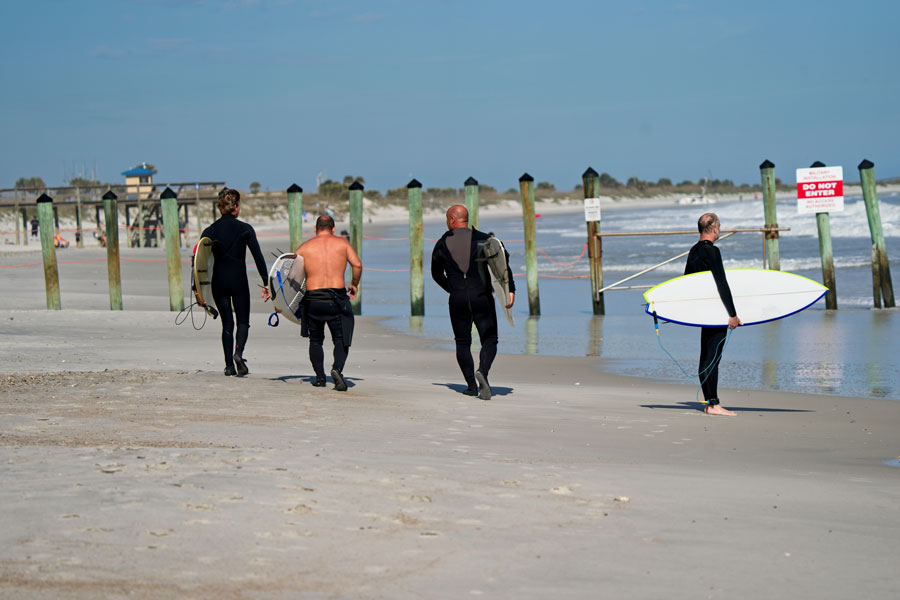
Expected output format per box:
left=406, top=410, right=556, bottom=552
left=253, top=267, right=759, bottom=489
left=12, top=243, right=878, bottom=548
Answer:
left=2, top=0, right=898, bottom=192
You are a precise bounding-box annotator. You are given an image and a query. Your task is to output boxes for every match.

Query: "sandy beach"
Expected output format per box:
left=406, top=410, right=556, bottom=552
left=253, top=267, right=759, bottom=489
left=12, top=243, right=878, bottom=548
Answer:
left=2, top=229, right=900, bottom=598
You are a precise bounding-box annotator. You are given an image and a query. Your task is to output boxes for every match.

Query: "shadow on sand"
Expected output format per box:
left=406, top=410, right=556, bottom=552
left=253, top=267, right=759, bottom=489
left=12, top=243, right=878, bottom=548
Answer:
left=432, top=382, right=514, bottom=397
left=641, top=401, right=813, bottom=413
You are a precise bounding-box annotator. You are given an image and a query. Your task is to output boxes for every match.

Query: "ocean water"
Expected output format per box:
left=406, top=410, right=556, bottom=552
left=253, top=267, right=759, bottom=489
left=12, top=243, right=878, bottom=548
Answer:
left=362, top=192, right=900, bottom=400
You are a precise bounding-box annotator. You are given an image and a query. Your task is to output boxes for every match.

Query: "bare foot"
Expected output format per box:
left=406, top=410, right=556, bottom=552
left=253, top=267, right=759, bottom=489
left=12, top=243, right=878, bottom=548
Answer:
left=705, top=404, right=737, bottom=417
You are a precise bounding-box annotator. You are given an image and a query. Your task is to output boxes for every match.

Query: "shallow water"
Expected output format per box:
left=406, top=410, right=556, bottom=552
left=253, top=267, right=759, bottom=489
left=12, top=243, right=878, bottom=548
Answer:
left=363, top=193, right=900, bottom=400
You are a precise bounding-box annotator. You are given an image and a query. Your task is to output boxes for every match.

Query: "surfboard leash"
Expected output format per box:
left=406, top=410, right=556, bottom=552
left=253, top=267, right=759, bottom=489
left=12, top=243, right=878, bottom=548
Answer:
left=175, top=300, right=212, bottom=330
left=651, top=309, right=733, bottom=404
left=267, top=271, right=286, bottom=327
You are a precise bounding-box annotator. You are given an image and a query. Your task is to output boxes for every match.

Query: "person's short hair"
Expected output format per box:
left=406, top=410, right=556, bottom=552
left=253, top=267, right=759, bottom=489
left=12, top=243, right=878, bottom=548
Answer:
left=217, top=188, right=241, bottom=215
left=698, top=213, right=719, bottom=235
left=316, top=215, right=335, bottom=231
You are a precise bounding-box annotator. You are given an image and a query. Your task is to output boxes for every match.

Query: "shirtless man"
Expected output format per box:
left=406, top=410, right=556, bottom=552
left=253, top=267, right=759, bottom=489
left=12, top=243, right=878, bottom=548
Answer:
left=296, top=215, right=362, bottom=391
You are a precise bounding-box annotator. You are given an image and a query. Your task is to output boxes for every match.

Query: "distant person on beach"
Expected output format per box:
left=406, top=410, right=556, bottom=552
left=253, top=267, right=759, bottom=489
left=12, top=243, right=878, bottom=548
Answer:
left=53, top=233, right=69, bottom=248
left=431, top=205, right=515, bottom=400
left=294, top=215, right=362, bottom=391
left=198, top=187, right=269, bottom=377
left=685, top=212, right=742, bottom=416
left=30, top=217, right=38, bottom=238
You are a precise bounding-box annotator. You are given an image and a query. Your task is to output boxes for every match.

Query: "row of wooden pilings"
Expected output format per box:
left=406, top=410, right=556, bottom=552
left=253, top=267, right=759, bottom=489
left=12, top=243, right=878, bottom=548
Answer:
left=29, top=160, right=895, bottom=315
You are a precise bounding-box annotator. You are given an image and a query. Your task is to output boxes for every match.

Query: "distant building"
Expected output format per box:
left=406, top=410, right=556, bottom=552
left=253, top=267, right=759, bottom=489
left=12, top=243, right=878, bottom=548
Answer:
left=121, top=163, right=156, bottom=199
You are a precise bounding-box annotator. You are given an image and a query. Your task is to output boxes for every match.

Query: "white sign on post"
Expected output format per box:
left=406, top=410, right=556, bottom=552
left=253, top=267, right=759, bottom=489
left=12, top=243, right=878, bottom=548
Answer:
left=796, top=166, right=844, bottom=214
left=584, top=198, right=602, bottom=222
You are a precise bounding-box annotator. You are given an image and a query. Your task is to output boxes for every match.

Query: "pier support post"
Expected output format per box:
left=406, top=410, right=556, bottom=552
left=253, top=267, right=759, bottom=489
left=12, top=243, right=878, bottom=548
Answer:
left=160, top=187, right=184, bottom=312
left=464, top=176, right=480, bottom=230
left=809, top=162, right=837, bottom=309
left=22, top=204, right=28, bottom=246
left=858, top=159, right=895, bottom=308
left=407, top=179, right=425, bottom=316
left=75, top=187, right=84, bottom=248
left=287, top=183, right=303, bottom=251
left=103, top=191, right=123, bottom=310
left=518, top=173, right=541, bottom=316
left=760, top=159, right=781, bottom=270
left=36, top=194, right=61, bottom=310
left=582, top=167, right=605, bottom=315
left=14, top=192, right=20, bottom=245
left=349, top=181, right=364, bottom=315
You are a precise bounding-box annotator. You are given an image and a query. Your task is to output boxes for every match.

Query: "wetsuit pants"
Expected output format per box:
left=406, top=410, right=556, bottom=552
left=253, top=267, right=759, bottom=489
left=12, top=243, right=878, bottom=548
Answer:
left=306, top=299, right=349, bottom=378
left=699, top=326, right=727, bottom=405
left=448, top=292, right=498, bottom=387
left=213, top=286, right=251, bottom=369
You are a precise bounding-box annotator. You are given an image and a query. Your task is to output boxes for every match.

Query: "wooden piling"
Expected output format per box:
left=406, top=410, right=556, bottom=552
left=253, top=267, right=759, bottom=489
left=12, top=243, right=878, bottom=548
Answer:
left=407, top=179, right=425, bottom=316
left=809, top=162, right=837, bottom=309
left=348, top=181, right=364, bottom=315
left=518, top=173, right=541, bottom=316
left=14, top=191, right=20, bottom=245
left=103, top=191, right=123, bottom=310
left=858, top=159, right=895, bottom=308
left=287, top=183, right=303, bottom=251
left=582, top=167, right=605, bottom=315
left=464, top=176, right=480, bottom=230
left=759, top=159, right=781, bottom=270
left=36, top=194, right=61, bottom=310
left=160, top=187, right=184, bottom=312
left=22, top=204, right=28, bottom=246
left=75, top=187, right=84, bottom=248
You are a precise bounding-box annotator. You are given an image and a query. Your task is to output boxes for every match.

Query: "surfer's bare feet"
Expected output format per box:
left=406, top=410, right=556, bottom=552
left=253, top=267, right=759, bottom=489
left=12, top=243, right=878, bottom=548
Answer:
left=705, top=404, right=737, bottom=417
left=331, top=369, right=348, bottom=392
left=233, top=352, right=248, bottom=377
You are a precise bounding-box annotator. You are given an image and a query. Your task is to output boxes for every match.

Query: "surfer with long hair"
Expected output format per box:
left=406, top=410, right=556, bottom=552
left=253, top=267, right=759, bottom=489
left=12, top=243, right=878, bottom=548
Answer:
left=198, top=187, right=269, bottom=376
left=685, top=213, right=742, bottom=415
left=431, top=205, right=515, bottom=400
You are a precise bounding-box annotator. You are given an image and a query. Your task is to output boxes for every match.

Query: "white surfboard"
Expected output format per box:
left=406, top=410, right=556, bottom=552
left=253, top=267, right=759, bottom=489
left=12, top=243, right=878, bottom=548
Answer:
left=192, top=237, right=218, bottom=318
left=483, top=236, right=514, bottom=327
left=644, top=269, right=828, bottom=327
left=268, top=253, right=306, bottom=325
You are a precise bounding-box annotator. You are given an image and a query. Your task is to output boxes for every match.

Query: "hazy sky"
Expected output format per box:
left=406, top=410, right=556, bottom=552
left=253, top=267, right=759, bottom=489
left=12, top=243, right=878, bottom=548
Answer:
left=2, top=0, right=898, bottom=192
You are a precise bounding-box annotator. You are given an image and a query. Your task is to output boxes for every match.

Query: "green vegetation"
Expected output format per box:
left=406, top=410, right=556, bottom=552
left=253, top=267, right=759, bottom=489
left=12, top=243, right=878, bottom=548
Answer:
left=249, top=181, right=261, bottom=194
left=15, top=176, right=46, bottom=190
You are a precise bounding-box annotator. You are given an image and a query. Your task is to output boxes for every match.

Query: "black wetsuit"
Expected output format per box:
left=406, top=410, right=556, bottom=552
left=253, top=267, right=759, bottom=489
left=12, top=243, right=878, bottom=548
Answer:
left=200, top=214, right=268, bottom=370
left=300, top=288, right=354, bottom=379
left=684, top=239, right=737, bottom=405
left=431, top=227, right=516, bottom=388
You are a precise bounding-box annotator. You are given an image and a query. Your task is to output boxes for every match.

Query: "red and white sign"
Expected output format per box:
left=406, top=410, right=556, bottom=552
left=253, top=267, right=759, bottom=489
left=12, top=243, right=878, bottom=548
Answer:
left=796, top=166, right=844, bottom=214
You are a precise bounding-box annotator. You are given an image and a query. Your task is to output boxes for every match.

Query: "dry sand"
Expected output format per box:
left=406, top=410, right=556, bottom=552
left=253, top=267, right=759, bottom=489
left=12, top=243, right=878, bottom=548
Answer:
left=2, top=209, right=900, bottom=599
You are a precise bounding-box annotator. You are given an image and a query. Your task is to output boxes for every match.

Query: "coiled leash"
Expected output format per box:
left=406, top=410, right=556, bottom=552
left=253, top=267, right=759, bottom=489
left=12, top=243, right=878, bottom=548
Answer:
left=651, top=307, right=733, bottom=404
left=267, top=271, right=284, bottom=327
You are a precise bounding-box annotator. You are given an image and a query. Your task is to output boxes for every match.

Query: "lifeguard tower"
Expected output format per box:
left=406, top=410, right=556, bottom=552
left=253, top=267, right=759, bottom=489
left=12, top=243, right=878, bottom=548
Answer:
left=121, top=163, right=158, bottom=246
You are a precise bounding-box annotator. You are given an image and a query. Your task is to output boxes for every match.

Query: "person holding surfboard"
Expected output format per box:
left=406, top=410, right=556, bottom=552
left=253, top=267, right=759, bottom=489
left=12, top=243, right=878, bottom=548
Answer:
left=295, top=215, right=362, bottom=391
left=685, top=213, right=742, bottom=416
left=431, top=205, right=515, bottom=400
left=199, top=187, right=270, bottom=377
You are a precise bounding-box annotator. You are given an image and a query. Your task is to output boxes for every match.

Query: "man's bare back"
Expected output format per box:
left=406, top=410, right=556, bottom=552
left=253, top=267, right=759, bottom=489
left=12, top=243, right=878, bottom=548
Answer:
left=297, top=226, right=362, bottom=296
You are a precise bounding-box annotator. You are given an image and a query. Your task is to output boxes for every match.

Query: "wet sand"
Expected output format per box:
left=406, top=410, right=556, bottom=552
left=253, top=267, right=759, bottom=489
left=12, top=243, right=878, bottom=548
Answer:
left=2, top=239, right=900, bottom=599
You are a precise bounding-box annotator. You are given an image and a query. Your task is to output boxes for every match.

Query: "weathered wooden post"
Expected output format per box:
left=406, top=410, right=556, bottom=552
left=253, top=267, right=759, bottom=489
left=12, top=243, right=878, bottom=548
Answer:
left=348, top=180, right=364, bottom=315
left=14, top=191, right=20, bottom=245
left=160, top=187, right=184, bottom=312
left=22, top=204, right=28, bottom=247
left=582, top=167, right=604, bottom=315
left=808, top=161, right=837, bottom=309
left=103, top=191, right=123, bottom=310
left=36, top=194, right=61, bottom=310
left=858, top=159, right=895, bottom=308
left=464, top=176, right=480, bottom=230
left=759, top=159, right=781, bottom=270
left=287, top=183, right=303, bottom=251
left=518, top=173, right=541, bottom=315
left=407, top=178, right=425, bottom=316
left=74, top=187, right=84, bottom=248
